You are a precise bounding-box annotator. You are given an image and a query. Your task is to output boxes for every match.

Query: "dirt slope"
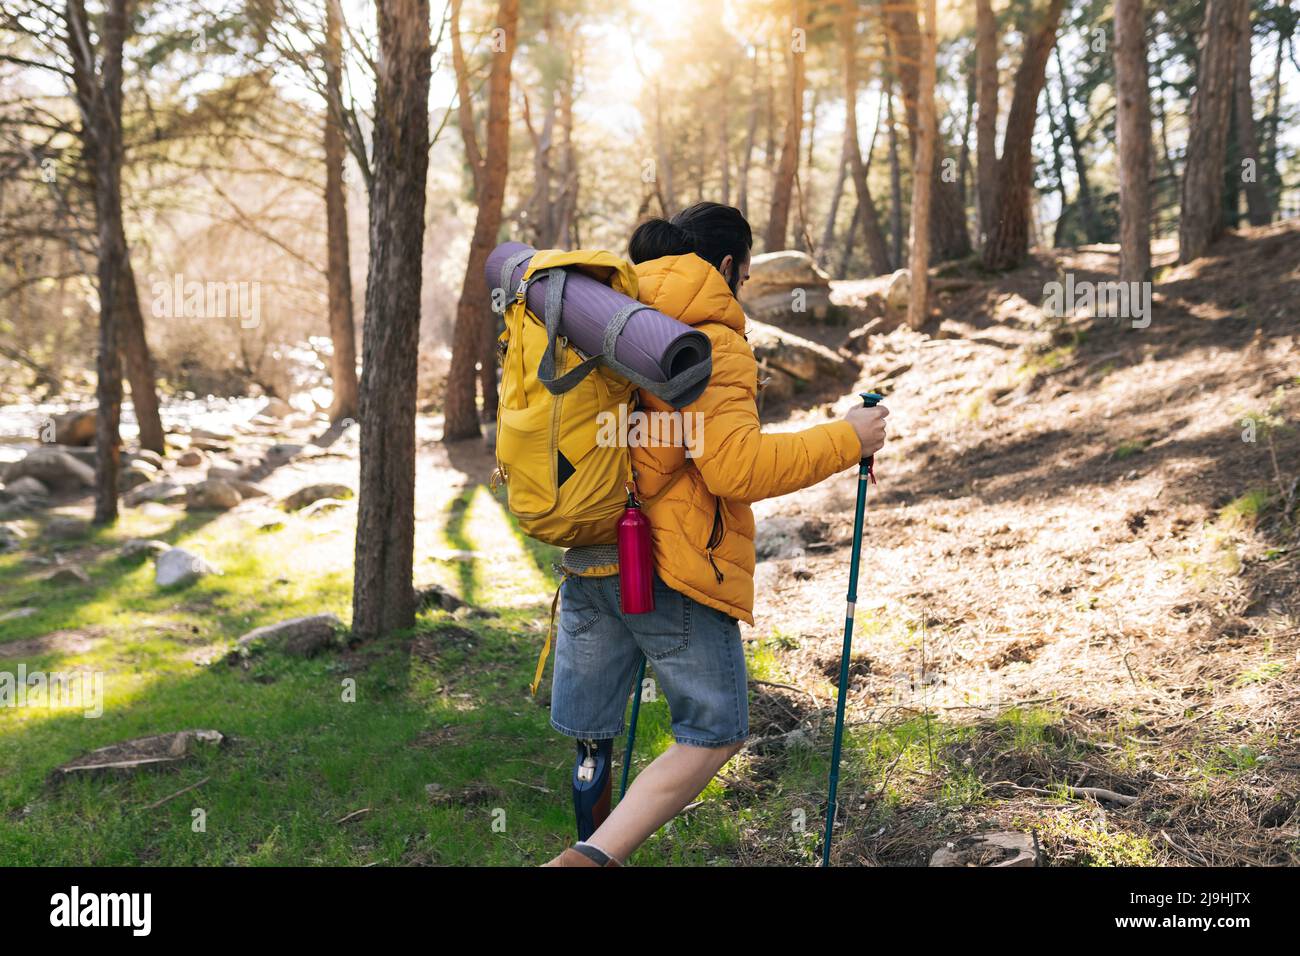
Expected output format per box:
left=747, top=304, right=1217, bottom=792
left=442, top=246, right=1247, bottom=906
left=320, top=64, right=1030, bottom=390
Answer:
left=745, top=221, right=1300, bottom=865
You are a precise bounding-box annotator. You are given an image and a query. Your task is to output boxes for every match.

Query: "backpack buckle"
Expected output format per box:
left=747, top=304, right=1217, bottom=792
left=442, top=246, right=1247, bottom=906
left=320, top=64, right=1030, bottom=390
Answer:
left=515, top=278, right=529, bottom=303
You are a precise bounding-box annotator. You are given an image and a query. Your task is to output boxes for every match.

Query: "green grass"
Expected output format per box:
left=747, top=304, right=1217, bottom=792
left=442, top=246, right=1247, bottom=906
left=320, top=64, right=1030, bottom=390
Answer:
left=0, top=485, right=765, bottom=865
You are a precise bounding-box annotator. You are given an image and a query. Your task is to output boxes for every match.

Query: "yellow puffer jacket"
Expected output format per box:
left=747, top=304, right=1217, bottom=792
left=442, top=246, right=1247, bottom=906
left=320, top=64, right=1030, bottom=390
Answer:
left=628, top=254, right=863, bottom=625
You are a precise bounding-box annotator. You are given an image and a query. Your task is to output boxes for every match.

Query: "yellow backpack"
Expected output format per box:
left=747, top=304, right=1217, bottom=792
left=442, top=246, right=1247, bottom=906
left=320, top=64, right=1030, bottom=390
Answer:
left=491, top=249, right=641, bottom=548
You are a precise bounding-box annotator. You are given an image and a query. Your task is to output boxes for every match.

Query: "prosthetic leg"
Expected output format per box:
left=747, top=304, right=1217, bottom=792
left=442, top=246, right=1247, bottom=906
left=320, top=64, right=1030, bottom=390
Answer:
left=572, top=738, right=613, bottom=841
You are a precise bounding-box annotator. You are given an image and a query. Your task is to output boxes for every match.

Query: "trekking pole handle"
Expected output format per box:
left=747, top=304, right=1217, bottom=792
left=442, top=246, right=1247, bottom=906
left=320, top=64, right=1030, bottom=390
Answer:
left=859, top=392, right=883, bottom=467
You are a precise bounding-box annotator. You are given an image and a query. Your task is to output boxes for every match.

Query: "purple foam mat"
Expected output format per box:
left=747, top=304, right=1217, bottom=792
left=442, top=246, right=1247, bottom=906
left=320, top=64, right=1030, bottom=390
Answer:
left=486, top=242, right=711, bottom=408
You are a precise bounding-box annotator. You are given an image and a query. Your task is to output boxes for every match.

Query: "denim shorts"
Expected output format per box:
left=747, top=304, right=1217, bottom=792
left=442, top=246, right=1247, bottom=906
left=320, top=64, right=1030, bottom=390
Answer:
left=549, top=573, right=749, bottom=748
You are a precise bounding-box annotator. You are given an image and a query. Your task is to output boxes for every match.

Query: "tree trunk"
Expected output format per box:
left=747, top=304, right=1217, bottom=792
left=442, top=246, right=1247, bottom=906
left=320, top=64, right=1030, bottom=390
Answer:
left=887, top=76, right=903, bottom=265
left=116, top=254, right=164, bottom=453
left=351, top=0, right=432, bottom=641
left=981, top=0, right=1065, bottom=271
left=766, top=0, right=806, bottom=251
left=64, top=0, right=163, bottom=456
left=68, top=0, right=128, bottom=523
left=737, top=45, right=760, bottom=217
left=975, top=0, right=999, bottom=245
left=820, top=132, right=850, bottom=271
left=885, top=2, right=971, bottom=261
left=325, top=0, right=359, bottom=423
left=908, top=0, right=937, bottom=329
left=1234, top=7, right=1273, bottom=225
left=1114, top=0, right=1152, bottom=284
left=841, top=1, right=892, bottom=275
left=1045, top=77, right=1072, bottom=247
left=1179, top=0, right=1249, bottom=263
left=1263, top=0, right=1293, bottom=212
left=444, top=0, right=519, bottom=440
left=1054, top=46, right=1100, bottom=242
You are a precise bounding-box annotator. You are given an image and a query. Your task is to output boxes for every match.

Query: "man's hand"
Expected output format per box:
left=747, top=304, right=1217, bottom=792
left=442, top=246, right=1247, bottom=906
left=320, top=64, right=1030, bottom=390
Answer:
left=845, top=403, right=889, bottom=459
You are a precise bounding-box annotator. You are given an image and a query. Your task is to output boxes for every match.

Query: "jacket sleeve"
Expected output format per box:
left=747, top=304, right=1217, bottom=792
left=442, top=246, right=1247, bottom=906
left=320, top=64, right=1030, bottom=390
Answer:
left=685, top=335, right=863, bottom=503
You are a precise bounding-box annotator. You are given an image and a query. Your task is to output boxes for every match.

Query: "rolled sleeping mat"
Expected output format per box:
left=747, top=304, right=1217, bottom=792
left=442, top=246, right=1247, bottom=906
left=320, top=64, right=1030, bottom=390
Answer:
left=485, top=241, right=712, bottom=409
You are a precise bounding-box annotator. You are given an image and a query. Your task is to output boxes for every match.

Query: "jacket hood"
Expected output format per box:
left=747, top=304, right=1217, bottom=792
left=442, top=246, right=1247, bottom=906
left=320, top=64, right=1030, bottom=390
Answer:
left=632, top=254, right=746, bottom=334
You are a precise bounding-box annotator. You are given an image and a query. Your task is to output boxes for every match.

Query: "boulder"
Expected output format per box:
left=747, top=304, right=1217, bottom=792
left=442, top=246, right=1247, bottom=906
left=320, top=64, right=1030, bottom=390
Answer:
left=298, top=497, right=348, bottom=518
left=283, top=482, right=354, bottom=511
left=119, top=462, right=155, bottom=491
left=0, top=607, right=37, bottom=622
left=229, top=480, right=267, bottom=499
left=127, top=449, right=165, bottom=470
left=124, top=481, right=185, bottom=507
left=4, top=476, right=50, bottom=499
left=745, top=320, right=857, bottom=386
left=186, top=479, right=241, bottom=511
left=51, top=409, right=96, bottom=446
left=257, top=397, right=294, bottom=419
left=226, top=613, right=344, bottom=662
left=156, top=547, right=218, bottom=587
left=3, top=448, right=94, bottom=491
left=740, top=251, right=833, bottom=325
left=885, top=268, right=910, bottom=320
left=176, top=449, right=206, bottom=468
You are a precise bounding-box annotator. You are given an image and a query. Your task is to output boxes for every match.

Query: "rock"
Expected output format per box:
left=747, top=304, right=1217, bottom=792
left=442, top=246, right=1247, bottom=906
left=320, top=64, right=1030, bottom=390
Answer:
left=60, top=445, right=99, bottom=467
left=748, top=249, right=832, bottom=288
left=49, top=730, right=225, bottom=781
left=120, top=538, right=171, bottom=562
left=0, top=607, right=37, bottom=622
left=1, top=520, right=28, bottom=544
left=45, top=516, right=89, bottom=540
left=266, top=443, right=305, bottom=461
left=206, top=462, right=242, bottom=481
left=50, top=409, right=97, bottom=446
left=124, top=481, right=185, bottom=507
left=229, top=480, right=267, bottom=499
left=4, top=476, right=50, bottom=499
left=841, top=317, right=888, bottom=355
left=42, top=564, right=90, bottom=585
left=741, top=251, right=834, bottom=325
left=885, top=268, right=910, bottom=320
left=746, top=319, right=857, bottom=385
left=127, top=449, right=165, bottom=470
left=298, top=497, right=348, bottom=518
left=257, top=397, right=294, bottom=419
left=226, top=613, right=344, bottom=662
left=119, top=462, right=154, bottom=491
left=755, top=514, right=830, bottom=561
left=176, top=449, right=206, bottom=468
left=416, top=582, right=466, bottom=612
left=282, top=482, right=354, bottom=511
left=930, top=832, right=1039, bottom=868
left=3, top=448, right=95, bottom=491
left=186, top=479, right=242, bottom=511
left=189, top=427, right=235, bottom=443
left=155, top=548, right=218, bottom=587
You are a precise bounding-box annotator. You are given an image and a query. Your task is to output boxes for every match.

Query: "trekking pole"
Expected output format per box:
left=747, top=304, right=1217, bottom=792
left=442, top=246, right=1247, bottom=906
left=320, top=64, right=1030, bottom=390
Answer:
left=619, top=656, right=647, bottom=799
left=822, top=391, right=883, bottom=867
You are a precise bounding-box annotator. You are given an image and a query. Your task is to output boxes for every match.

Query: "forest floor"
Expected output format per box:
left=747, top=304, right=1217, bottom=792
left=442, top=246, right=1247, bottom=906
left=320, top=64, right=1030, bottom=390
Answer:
left=1, top=220, right=1297, bottom=866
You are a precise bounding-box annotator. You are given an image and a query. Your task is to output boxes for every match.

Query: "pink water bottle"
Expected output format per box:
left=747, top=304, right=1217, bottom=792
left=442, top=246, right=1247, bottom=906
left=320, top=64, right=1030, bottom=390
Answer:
left=618, top=493, right=655, bottom=614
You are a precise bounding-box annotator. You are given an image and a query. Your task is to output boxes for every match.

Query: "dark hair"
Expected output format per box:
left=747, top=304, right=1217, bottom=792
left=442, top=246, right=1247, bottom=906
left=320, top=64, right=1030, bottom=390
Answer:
left=628, top=202, right=752, bottom=293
